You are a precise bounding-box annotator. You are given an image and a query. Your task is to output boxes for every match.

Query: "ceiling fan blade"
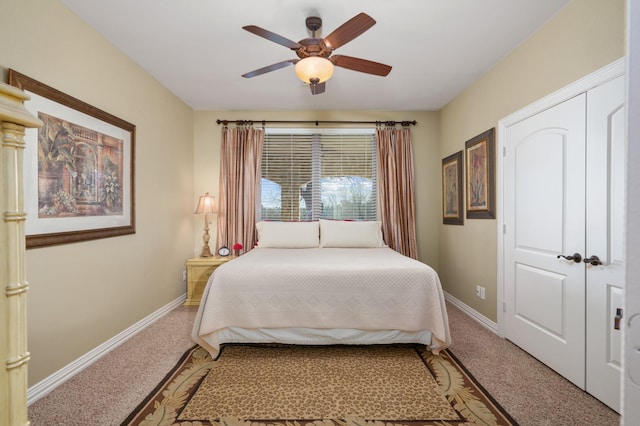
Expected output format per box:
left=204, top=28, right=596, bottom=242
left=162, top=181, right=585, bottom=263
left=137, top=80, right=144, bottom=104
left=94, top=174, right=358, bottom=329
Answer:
left=243, top=25, right=302, bottom=49
left=323, top=13, right=376, bottom=50
left=331, top=55, right=392, bottom=76
left=242, top=59, right=298, bottom=78
left=310, top=81, right=326, bottom=95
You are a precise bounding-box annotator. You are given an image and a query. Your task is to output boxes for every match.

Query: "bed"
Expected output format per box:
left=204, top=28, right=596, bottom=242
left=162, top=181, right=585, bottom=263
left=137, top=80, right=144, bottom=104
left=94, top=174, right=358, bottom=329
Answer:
left=191, top=220, right=451, bottom=359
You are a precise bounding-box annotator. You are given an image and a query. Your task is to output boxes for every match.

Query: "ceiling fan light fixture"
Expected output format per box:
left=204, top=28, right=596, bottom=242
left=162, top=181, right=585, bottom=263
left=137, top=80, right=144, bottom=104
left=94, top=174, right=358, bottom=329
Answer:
left=295, top=57, right=334, bottom=84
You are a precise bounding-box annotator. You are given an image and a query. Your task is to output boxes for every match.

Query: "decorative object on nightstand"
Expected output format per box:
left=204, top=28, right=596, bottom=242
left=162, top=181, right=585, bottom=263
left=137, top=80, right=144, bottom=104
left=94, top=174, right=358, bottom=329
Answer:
left=194, top=192, right=217, bottom=257
left=233, top=242, right=243, bottom=256
left=218, top=246, right=230, bottom=257
left=184, top=256, right=230, bottom=306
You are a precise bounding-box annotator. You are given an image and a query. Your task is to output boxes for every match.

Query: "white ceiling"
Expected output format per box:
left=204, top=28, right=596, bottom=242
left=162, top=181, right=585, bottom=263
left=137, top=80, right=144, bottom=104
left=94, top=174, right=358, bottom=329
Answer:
left=61, top=0, right=570, bottom=111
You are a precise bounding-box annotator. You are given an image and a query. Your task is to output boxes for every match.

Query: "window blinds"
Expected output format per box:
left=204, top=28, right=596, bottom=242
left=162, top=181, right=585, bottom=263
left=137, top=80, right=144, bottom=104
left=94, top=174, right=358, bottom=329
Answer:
left=261, top=129, right=377, bottom=222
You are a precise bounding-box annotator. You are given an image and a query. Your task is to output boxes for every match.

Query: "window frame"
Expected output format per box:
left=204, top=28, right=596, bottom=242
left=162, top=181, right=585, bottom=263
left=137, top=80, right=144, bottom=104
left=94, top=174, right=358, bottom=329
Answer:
left=260, top=127, right=378, bottom=222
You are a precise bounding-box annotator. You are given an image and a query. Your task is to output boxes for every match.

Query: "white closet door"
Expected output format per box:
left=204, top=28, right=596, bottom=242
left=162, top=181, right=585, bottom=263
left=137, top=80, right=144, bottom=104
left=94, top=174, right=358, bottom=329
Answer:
left=585, top=75, right=625, bottom=412
left=504, top=94, right=587, bottom=388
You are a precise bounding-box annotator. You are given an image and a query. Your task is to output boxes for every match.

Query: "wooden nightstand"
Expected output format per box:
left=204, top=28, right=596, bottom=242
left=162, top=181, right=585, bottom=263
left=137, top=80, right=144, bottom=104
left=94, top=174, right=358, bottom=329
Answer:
left=184, top=256, right=231, bottom=306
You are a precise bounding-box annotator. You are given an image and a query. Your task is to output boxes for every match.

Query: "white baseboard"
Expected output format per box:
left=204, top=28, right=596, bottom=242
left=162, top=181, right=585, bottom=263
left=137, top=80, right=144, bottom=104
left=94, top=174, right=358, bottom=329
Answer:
left=444, top=292, right=499, bottom=334
left=27, top=294, right=186, bottom=405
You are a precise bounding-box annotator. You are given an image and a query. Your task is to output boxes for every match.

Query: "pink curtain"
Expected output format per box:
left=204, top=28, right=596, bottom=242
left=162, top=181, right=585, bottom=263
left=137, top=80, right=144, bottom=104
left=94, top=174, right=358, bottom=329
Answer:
left=376, top=127, right=418, bottom=259
left=217, top=126, right=265, bottom=254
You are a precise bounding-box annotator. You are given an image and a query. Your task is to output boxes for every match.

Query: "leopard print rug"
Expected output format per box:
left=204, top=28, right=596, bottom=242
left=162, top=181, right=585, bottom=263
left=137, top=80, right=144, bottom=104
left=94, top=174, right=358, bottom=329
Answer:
left=123, top=344, right=518, bottom=426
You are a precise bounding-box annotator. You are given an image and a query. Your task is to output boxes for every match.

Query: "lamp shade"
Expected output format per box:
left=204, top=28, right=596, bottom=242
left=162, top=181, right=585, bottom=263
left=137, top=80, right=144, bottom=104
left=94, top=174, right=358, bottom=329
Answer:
left=194, top=192, right=217, bottom=214
left=295, top=57, right=334, bottom=84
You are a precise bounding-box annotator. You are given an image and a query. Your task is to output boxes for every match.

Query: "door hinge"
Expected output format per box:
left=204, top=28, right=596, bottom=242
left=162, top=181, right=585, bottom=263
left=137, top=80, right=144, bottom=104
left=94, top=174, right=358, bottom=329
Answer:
left=503, top=301, right=507, bottom=313
left=503, top=146, right=507, bottom=157
left=503, top=224, right=507, bottom=235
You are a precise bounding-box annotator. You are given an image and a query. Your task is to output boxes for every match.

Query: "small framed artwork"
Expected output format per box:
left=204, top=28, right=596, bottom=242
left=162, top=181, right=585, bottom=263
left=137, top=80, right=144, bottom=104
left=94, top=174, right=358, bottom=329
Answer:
left=9, top=69, right=136, bottom=248
left=442, top=150, right=464, bottom=225
left=465, top=128, right=495, bottom=219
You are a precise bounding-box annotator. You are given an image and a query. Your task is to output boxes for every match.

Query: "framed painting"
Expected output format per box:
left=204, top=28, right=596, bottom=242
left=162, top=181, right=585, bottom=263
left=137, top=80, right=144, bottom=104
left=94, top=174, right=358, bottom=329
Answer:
left=9, top=69, right=136, bottom=248
left=465, top=128, right=495, bottom=219
left=442, top=150, right=464, bottom=225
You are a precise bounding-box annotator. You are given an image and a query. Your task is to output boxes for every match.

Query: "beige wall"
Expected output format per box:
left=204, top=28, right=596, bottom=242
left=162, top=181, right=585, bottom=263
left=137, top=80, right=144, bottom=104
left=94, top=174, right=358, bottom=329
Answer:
left=438, top=0, right=625, bottom=321
left=193, top=110, right=441, bottom=269
left=1, top=0, right=195, bottom=385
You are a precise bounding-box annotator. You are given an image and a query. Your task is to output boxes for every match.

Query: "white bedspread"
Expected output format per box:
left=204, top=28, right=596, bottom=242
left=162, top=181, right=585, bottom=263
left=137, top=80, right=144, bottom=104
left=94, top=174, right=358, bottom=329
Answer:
left=191, top=247, right=451, bottom=357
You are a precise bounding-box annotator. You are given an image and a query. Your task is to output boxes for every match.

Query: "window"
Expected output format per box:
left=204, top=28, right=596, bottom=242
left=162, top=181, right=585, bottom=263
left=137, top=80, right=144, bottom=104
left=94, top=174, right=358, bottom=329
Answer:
left=261, top=129, right=377, bottom=221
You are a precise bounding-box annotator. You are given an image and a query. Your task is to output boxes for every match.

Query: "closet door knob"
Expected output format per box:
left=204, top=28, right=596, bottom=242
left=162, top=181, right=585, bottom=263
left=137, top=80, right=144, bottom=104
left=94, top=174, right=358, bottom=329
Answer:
left=614, top=308, right=623, bottom=330
left=583, top=255, right=603, bottom=266
left=557, top=253, right=582, bottom=263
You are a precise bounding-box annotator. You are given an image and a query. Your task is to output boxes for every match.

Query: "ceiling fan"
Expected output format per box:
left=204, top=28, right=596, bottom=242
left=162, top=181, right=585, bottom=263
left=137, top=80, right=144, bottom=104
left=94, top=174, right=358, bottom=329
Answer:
left=241, top=13, right=392, bottom=95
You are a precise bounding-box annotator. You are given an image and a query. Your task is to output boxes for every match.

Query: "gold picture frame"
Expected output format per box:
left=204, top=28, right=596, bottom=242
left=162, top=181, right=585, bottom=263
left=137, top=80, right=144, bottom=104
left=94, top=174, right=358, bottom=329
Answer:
left=9, top=70, right=136, bottom=248
left=465, top=128, right=495, bottom=219
left=442, top=150, right=464, bottom=225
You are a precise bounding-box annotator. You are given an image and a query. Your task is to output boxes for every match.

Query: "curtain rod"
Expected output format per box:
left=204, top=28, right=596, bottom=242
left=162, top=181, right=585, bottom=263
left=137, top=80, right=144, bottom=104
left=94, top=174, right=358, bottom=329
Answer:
left=216, top=119, right=417, bottom=127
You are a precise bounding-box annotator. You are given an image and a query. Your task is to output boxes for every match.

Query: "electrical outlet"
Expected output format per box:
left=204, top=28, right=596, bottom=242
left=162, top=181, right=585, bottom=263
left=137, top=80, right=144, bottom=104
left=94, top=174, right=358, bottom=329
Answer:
left=476, top=285, right=486, bottom=300
left=476, top=285, right=481, bottom=298
left=182, top=270, right=187, bottom=282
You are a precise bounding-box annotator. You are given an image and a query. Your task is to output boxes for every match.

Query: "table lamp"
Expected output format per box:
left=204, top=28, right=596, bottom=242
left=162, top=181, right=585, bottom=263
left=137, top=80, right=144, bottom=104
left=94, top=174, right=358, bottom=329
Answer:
left=194, top=192, right=217, bottom=257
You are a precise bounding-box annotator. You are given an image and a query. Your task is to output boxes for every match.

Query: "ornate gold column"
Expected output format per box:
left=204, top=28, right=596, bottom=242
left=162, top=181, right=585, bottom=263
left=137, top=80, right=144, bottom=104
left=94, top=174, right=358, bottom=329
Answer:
left=1, top=82, right=42, bottom=426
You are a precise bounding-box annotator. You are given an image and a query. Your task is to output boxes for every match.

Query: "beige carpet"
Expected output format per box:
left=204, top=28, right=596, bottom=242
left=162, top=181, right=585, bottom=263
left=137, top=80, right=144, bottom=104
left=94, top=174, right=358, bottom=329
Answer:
left=123, top=344, right=517, bottom=425
left=27, top=303, right=620, bottom=426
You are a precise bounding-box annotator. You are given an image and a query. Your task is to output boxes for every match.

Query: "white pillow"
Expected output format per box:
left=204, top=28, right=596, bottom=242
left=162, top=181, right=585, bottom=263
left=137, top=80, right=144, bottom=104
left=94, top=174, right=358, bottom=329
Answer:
left=255, top=221, right=319, bottom=248
left=319, top=219, right=386, bottom=248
